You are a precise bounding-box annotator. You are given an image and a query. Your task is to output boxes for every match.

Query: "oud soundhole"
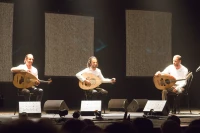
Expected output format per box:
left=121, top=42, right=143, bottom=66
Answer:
left=165, top=79, right=170, bottom=84
left=19, top=76, right=24, bottom=84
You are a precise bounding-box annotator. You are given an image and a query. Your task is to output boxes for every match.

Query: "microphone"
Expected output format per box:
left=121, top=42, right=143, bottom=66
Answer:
left=196, top=66, right=200, bottom=72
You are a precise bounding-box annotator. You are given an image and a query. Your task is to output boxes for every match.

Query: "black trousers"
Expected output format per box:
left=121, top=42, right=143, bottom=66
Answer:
left=86, top=88, right=108, bottom=100
left=20, top=87, right=43, bottom=101
left=85, top=88, right=108, bottom=113
left=162, top=89, right=183, bottom=113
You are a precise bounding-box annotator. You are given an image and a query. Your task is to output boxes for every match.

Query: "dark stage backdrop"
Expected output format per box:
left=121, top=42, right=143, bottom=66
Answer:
left=0, top=3, right=13, bottom=82
left=1, top=0, right=200, bottom=110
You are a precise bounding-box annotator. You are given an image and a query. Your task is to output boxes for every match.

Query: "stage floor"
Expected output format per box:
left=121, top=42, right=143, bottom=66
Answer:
left=0, top=109, right=200, bottom=129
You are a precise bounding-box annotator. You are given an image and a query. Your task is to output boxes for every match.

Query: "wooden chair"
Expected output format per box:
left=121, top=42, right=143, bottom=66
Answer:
left=168, top=72, right=193, bottom=114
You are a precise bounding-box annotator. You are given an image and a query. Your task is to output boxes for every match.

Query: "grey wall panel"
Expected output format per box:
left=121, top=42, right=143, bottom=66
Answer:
left=45, top=13, right=94, bottom=76
left=0, top=3, right=13, bottom=82
left=126, top=10, right=172, bottom=76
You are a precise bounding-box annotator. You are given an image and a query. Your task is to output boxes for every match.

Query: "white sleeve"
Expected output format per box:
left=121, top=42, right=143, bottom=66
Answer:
left=11, top=64, right=26, bottom=72
left=34, top=68, right=39, bottom=79
left=98, top=70, right=112, bottom=83
left=162, top=66, right=170, bottom=74
left=76, top=68, right=88, bottom=82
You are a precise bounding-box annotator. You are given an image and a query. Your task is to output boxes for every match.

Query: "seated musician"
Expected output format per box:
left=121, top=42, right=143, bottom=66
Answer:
left=76, top=56, right=116, bottom=101
left=154, top=55, right=188, bottom=113
left=11, top=54, right=43, bottom=101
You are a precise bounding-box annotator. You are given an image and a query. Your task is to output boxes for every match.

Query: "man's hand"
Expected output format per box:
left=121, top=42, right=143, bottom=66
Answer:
left=84, top=80, right=91, bottom=86
left=111, top=78, right=116, bottom=84
left=172, top=86, right=177, bottom=93
left=35, top=80, right=40, bottom=86
left=20, top=69, right=26, bottom=72
left=155, top=71, right=161, bottom=76
left=172, top=89, right=177, bottom=93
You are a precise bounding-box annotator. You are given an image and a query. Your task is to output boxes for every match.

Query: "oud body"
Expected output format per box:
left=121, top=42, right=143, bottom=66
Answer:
left=79, top=73, right=102, bottom=90
left=153, top=72, right=192, bottom=90
left=13, top=72, right=51, bottom=89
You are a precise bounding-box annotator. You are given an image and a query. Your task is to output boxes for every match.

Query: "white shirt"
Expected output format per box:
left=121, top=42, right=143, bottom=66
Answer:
left=76, top=67, right=112, bottom=83
left=162, top=64, right=188, bottom=93
left=15, top=64, right=38, bottom=79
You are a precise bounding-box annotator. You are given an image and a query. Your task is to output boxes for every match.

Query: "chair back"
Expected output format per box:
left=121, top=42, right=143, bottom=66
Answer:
left=183, top=72, right=193, bottom=95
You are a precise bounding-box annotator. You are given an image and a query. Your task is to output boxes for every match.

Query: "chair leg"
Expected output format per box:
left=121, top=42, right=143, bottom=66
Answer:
left=172, top=96, right=176, bottom=114
left=14, top=99, right=18, bottom=115
left=188, top=95, right=192, bottom=114
left=14, top=109, right=16, bottom=115
left=14, top=93, right=21, bottom=115
left=84, top=91, right=90, bottom=100
left=176, top=95, right=181, bottom=114
left=14, top=106, right=17, bottom=115
left=103, top=101, right=105, bottom=114
left=101, top=100, right=105, bottom=114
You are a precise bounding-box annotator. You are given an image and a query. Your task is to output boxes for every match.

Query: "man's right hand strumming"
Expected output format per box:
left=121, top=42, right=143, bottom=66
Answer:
left=84, top=79, right=91, bottom=86
left=155, top=71, right=162, bottom=76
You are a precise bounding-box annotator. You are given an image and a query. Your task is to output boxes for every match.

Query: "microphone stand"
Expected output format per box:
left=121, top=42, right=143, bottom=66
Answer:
left=196, top=66, right=200, bottom=72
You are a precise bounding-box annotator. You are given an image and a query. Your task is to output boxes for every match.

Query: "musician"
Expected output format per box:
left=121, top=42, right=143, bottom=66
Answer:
left=76, top=56, right=116, bottom=100
left=155, top=55, right=188, bottom=113
left=11, top=54, right=43, bottom=101
left=155, top=55, right=188, bottom=100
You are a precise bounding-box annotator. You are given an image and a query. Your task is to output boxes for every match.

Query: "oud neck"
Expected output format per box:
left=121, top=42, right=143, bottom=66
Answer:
left=40, top=80, right=48, bottom=83
left=176, top=79, right=186, bottom=81
left=39, top=79, right=51, bottom=84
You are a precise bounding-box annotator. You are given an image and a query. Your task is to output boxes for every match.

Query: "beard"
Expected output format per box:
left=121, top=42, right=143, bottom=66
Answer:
left=91, top=65, right=97, bottom=69
left=174, top=63, right=180, bottom=69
